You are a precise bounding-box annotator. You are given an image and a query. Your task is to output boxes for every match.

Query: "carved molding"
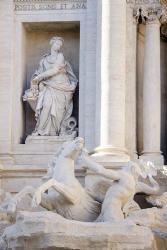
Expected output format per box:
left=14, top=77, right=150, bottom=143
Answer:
left=14, top=0, right=86, bottom=2
left=161, top=0, right=167, bottom=8
left=129, top=0, right=167, bottom=39
left=127, top=0, right=161, bottom=7
left=133, top=5, right=167, bottom=24
left=142, top=6, right=167, bottom=24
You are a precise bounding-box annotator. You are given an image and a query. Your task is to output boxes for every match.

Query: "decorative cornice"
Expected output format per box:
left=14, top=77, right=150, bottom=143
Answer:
left=161, top=0, right=167, bottom=9
left=127, top=0, right=161, bottom=7
left=160, top=0, right=167, bottom=22
left=126, top=0, right=167, bottom=24
left=133, top=5, right=167, bottom=24
left=14, top=0, right=86, bottom=2
left=131, top=0, right=167, bottom=38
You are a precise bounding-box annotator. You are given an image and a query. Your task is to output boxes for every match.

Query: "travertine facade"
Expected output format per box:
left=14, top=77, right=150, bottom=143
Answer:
left=0, top=0, right=167, bottom=203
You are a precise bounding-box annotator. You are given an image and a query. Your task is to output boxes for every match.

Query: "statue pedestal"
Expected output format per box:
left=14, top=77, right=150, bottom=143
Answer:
left=25, top=132, right=77, bottom=144
left=0, top=133, right=79, bottom=193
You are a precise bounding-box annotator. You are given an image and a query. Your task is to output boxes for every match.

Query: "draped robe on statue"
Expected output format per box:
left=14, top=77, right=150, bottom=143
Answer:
left=31, top=55, right=78, bottom=136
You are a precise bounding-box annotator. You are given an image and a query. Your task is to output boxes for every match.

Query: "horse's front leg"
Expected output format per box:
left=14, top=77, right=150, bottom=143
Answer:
left=51, top=179, right=79, bottom=204
left=32, top=179, right=55, bottom=207
left=32, top=179, right=79, bottom=207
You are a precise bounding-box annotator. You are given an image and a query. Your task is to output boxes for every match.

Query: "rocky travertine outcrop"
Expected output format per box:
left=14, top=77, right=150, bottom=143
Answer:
left=0, top=211, right=156, bottom=250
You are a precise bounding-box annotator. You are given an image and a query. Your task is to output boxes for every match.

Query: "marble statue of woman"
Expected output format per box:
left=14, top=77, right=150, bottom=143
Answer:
left=23, top=37, right=78, bottom=136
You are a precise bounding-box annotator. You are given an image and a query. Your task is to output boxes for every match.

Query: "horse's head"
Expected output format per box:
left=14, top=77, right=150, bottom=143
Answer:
left=60, top=137, right=84, bottom=160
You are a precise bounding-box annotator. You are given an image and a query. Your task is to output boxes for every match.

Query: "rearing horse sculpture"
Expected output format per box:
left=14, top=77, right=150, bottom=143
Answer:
left=6, top=138, right=160, bottom=223
left=7, top=137, right=117, bottom=222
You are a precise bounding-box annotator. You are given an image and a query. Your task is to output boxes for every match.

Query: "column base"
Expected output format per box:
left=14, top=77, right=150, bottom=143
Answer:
left=91, top=145, right=130, bottom=165
left=129, top=151, right=138, bottom=161
left=139, top=152, right=164, bottom=166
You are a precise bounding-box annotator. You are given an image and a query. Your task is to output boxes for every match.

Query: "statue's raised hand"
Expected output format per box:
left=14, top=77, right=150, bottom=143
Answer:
left=80, top=148, right=89, bottom=160
left=31, top=75, right=42, bottom=85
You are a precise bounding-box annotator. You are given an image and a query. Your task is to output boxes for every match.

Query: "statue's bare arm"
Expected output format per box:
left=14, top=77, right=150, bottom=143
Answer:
left=37, top=65, right=65, bottom=80
left=136, top=175, right=159, bottom=195
left=32, top=53, right=65, bottom=84
left=81, top=154, right=120, bottom=181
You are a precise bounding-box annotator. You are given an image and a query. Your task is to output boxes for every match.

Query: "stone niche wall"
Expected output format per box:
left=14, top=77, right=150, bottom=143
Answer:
left=161, top=36, right=167, bottom=163
left=23, top=22, right=80, bottom=140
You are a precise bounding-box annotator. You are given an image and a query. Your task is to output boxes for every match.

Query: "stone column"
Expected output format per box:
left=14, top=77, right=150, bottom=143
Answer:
left=125, top=4, right=138, bottom=160
left=0, top=0, right=14, bottom=166
left=94, top=0, right=129, bottom=162
left=140, top=10, right=164, bottom=165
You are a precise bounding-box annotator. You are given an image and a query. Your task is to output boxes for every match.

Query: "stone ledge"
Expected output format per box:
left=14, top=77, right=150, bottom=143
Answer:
left=0, top=211, right=156, bottom=250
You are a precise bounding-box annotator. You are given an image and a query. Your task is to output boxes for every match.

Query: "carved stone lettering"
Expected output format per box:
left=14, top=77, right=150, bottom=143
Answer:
left=71, top=3, right=86, bottom=9
left=14, top=0, right=87, bottom=11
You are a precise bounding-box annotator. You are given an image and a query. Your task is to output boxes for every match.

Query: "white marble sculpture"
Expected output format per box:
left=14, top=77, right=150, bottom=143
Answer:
left=6, top=137, right=122, bottom=222
left=146, top=192, right=167, bottom=208
left=23, top=37, right=78, bottom=136
left=0, top=189, right=12, bottom=218
left=5, top=138, right=161, bottom=225
left=96, top=161, right=160, bottom=222
left=1, top=138, right=167, bottom=250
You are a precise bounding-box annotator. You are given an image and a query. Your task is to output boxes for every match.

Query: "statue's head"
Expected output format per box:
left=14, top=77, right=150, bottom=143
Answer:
left=50, top=36, right=64, bottom=52
left=60, top=137, right=84, bottom=160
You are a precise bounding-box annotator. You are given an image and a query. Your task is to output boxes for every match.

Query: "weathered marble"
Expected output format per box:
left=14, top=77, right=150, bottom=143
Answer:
left=2, top=139, right=163, bottom=225
left=96, top=161, right=160, bottom=222
left=0, top=1, right=167, bottom=249
left=128, top=207, right=167, bottom=249
left=23, top=37, right=78, bottom=137
left=94, top=0, right=129, bottom=162
left=7, top=138, right=130, bottom=222
left=0, top=139, right=167, bottom=250
left=0, top=211, right=156, bottom=250
left=140, top=7, right=164, bottom=165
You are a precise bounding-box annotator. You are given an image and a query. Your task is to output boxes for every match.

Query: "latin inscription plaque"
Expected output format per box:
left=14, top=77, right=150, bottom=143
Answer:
left=14, top=0, right=87, bottom=11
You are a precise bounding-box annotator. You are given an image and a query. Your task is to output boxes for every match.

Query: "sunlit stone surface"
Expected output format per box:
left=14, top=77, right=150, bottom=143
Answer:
left=0, top=0, right=167, bottom=249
